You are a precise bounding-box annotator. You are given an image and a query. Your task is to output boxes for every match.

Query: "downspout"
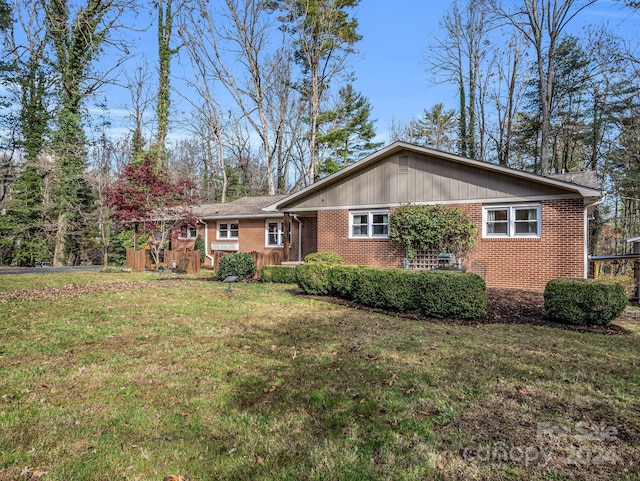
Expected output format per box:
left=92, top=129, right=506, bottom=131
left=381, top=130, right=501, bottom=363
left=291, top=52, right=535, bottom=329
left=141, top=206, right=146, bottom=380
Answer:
left=200, top=219, right=215, bottom=267
left=583, top=195, right=606, bottom=278
left=293, top=214, right=303, bottom=262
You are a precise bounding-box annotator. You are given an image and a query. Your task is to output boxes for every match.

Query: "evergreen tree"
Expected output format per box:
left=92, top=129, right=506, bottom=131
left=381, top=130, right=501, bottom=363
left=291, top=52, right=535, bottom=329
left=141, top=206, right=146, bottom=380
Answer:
left=317, top=84, right=381, bottom=176
left=0, top=0, right=9, bottom=32
left=274, top=0, right=362, bottom=183
left=0, top=2, right=54, bottom=265
left=0, top=165, right=50, bottom=266
left=410, top=103, right=458, bottom=152
left=45, top=0, right=124, bottom=265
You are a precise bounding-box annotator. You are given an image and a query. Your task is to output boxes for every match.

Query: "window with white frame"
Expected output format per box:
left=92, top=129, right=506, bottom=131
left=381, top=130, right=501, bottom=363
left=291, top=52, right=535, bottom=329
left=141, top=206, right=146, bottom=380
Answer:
left=265, top=220, right=291, bottom=247
left=483, top=204, right=541, bottom=238
left=217, top=221, right=239, bottom=240
left=177, top=225, right=198, bottom=240
left=349, top=210, right=390, bottom=238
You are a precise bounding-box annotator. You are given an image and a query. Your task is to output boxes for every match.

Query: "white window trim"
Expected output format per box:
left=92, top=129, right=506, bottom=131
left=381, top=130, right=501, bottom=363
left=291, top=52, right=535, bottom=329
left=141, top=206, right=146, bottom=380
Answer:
left=349, top=210, right=390, bottom=239
left=177, top=225, right=198, bottom=240
left=217, top=220, right=239, bottom=240
left=482, top=203, right=542, bottom=238
left=265, top=219, right=290, bottom=247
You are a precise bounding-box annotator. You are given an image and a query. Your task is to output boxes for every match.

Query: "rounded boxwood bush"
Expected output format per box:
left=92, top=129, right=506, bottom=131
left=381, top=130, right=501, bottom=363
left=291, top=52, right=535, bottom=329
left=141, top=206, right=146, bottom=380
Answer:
left=261, top=265, right=298, bottom=284
left=415, top=270, right=486, bottom=319
left=296, top=262, right=333, bottom=295
left=216, top=252, right=256, bottom=281
left=544, top=278, right=627, bottom=326
left=303, top=252, right=344, bottom=265
left=352, top=268, right=421, bottom=312
left=328, top=265, right=368, bottom=300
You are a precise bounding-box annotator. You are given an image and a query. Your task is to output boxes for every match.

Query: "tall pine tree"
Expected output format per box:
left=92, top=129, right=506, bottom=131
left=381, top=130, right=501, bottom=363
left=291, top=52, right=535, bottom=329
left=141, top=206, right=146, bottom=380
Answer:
left=317, top=84, right=381, bottom=176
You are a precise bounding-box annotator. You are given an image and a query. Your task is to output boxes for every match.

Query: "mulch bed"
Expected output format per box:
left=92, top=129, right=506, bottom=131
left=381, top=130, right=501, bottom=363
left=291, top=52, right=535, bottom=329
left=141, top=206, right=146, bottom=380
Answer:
left=301, top=288, right=632, bottom=335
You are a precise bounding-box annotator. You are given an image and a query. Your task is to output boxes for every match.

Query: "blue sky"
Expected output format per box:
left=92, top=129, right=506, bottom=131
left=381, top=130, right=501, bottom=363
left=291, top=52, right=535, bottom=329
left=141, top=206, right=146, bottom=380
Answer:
left=97, top=0, right=640, bottom=147
left=352, top=1, right=452, bottom=136
left=349, top=0, right=640, bottom=142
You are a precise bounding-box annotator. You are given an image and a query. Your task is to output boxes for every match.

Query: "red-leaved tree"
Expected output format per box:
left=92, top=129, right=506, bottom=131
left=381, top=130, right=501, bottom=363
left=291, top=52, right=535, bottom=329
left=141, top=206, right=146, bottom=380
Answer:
left=103, top=156, right=200, bottom=266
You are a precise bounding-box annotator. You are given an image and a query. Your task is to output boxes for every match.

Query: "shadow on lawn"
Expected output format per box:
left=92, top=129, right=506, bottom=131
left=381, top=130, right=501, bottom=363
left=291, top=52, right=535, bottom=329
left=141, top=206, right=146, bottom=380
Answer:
left=209, top=303, right=640, bottom=481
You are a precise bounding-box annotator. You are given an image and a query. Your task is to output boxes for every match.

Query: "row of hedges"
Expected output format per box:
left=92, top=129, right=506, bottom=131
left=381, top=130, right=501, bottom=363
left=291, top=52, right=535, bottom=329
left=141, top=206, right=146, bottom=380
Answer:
left=296, top=262, right=487, bottom=319
left=261, top=265, right=298, bottom=284
left=260, top=253, right=629, bottom=326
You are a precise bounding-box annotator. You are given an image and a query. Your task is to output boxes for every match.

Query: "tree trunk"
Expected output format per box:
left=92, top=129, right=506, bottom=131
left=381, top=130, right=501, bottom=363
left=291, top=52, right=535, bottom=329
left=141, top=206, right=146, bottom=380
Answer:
left=157, top=0, right=175, bottom=168
left=53, top=211, right=68, bottom=266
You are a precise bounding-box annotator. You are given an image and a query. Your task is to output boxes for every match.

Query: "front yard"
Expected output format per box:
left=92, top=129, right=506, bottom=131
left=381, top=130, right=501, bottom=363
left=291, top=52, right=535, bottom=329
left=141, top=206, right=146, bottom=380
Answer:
left=1, top=274, right=639, bottom=480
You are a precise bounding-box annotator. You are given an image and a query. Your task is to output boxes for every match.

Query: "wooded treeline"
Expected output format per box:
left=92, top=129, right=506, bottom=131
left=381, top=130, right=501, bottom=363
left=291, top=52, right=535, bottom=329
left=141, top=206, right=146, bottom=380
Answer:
left=0, top=0, right=639, bottom=266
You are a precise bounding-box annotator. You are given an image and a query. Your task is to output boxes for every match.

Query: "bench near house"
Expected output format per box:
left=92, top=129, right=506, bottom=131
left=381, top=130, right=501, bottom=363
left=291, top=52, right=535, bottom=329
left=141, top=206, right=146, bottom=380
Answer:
left=179, top=142, right=603, bottom=291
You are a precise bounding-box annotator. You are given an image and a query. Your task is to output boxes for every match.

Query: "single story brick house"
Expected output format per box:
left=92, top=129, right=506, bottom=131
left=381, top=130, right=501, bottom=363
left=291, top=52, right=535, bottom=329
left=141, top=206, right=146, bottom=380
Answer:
left=178, top=142, right=602, bottom=290
left=180, top=195, right=317, bottom=267
left=261, top=142, right=604, bottom=290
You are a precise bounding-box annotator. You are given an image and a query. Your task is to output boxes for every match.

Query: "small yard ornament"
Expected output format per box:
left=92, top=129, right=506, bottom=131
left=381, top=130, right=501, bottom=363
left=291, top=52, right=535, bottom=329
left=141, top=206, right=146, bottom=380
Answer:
left=222, top=275, right=238, bottom=292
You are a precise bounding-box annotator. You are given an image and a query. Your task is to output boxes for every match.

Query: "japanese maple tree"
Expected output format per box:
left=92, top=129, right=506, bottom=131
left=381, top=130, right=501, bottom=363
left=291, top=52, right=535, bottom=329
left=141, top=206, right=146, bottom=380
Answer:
left=103, top=156, right=200, bottom=266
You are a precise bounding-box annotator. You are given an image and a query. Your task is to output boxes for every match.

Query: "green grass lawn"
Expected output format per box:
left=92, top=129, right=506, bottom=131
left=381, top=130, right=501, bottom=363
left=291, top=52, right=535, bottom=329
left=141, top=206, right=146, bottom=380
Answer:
left=1, top=273, right=639, bottom=480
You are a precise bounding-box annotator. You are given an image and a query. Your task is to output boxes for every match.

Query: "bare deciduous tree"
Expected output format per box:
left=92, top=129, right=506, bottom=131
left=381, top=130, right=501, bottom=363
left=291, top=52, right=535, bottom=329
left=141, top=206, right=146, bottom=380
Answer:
left=426, top=0, right=495, bottom=159
left=491, top=0, right=597, bottom=175
left=276, top=0, right=362, bottom=183
left=123, top=62, right=155, bottom=159
left=179, top=0, right=285, bottom=195
left=488, top=32, right=526, bottom=166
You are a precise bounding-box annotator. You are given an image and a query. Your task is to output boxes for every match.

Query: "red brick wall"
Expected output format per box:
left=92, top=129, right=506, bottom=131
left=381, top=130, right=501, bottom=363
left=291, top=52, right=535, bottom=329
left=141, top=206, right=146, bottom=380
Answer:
left=203, top=218, right=285, bottom=261
left=316, top=199, right=586, bottom=291
left=300, top=216, right=317, bottom=260
left=317, top=210, right=406, bottom=268
left=461, top=199, right=585, bottom=290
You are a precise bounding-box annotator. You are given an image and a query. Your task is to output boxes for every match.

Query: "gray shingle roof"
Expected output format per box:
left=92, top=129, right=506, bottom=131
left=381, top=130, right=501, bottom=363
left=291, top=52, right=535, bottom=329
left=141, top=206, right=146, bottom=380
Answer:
left=196, top=195, right=288, bottom=219
left=548, top=171, right=599, bottom=189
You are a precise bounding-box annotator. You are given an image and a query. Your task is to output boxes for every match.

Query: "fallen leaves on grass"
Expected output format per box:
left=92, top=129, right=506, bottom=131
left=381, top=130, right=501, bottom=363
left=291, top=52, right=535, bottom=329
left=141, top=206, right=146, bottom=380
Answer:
left=0, top=280, right=186, bottom=303
left=19, top=467, right=48, bottom=480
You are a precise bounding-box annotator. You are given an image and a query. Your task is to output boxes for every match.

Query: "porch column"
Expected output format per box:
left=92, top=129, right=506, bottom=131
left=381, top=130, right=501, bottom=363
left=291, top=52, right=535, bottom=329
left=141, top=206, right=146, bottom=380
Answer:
left=283, top=212, right=290, bottom=262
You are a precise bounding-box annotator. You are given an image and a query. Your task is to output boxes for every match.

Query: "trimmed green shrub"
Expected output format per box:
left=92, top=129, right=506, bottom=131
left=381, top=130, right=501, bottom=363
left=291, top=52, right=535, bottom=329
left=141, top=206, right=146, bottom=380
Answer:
left=216, top=252, right=256, bottom=281
left=261, top=265, right=298, bottom=284
left=415, top=270, right=486, bottom=319
left=348, top=267, right=486, bottom=319
left=100, top=265, right=132, bottom=273
left=544, top=278, right=627, bottom=326
left=389, top=204, right=477, bottom=260
left=303, top=252, right=344, bottom=265
left=328, top=265, right=368, bottom=300
left=296, top=262, right=333, bottom=295
left=194, top=235, right=206, bottom=265
left=352, top=268, right=422, bottom=313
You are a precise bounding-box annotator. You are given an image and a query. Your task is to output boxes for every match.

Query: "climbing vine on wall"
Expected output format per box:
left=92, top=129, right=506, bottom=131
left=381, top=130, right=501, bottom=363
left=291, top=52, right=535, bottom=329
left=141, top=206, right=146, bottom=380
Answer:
left=389, top=204, right=477, bottom=260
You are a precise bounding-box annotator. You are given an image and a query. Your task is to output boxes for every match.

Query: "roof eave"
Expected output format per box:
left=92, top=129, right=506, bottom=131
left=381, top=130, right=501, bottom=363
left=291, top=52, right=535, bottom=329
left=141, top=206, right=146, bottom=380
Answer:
left=199, top=212, right=284, bottom=220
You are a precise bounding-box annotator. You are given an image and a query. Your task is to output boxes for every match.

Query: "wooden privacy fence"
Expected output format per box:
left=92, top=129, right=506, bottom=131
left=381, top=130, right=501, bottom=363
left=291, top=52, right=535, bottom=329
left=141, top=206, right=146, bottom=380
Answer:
left=125, top=248, right=200, bottom=274
left=212, top=250, right=282, bottom=278
left=126, top=248, right=151, bottom=272
left=163, top=250, right=200, bottom=274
